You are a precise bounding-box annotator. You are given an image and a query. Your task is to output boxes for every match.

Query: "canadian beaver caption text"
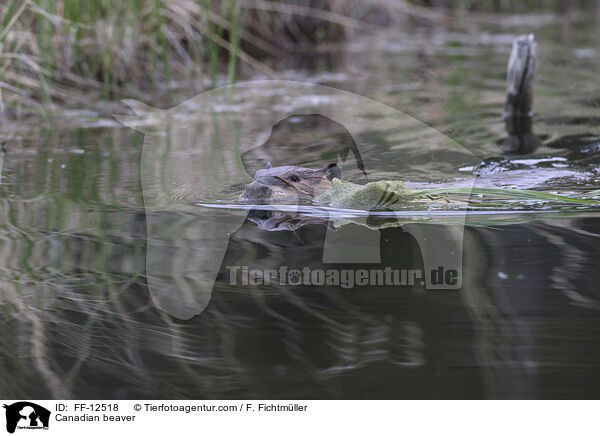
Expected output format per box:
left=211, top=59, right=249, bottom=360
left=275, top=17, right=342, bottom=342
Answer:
left=52, top=402, right=307, bottom=422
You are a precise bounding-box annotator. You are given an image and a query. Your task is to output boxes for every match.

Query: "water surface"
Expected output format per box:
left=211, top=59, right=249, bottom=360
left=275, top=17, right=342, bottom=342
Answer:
left=1, top=15, right=600, bottom=399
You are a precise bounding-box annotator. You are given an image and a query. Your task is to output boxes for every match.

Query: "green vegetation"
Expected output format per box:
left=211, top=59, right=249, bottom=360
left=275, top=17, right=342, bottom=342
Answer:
left=0, top=0, right=364, bottom=115
left=0, top=0, right=246, bottom=111
left=316, top=179, right=600, bottom=211
left=0, top=0, right=597, bottom=116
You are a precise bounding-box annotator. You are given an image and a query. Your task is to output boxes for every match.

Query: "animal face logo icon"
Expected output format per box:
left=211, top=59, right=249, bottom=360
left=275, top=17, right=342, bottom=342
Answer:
left=3, top=402, right=50, bottom=434
left=115, top=80, right=481, bottom=319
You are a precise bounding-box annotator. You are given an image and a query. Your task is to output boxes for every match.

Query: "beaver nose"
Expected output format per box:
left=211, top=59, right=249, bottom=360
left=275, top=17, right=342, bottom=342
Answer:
left=244, top=181, right=270, bottom=199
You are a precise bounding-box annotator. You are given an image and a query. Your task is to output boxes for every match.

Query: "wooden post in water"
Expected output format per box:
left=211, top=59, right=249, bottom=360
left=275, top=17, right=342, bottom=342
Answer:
left=503, top=34, right=540, bottom=154
left=0, top=143, right=5, bottom=180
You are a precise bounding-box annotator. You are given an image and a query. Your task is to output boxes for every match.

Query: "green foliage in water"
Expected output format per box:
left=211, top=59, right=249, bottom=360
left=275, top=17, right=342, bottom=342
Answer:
left=316, top=179, right=415, bottom=210
left=316, top=178, right=600, bottom=211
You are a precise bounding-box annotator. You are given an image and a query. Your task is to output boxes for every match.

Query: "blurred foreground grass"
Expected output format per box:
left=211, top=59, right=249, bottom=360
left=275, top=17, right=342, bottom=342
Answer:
left=0, top=0, right=597, bottom=117
left=0, top=0, right=366, bottom=116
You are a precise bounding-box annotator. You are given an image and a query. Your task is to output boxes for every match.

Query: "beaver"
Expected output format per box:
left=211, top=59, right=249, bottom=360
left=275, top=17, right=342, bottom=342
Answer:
left=242, top=161, right=342, bottom=202
left=242, top=34, right=541, bottom=205
left=242, top=162, right=424, bottom=211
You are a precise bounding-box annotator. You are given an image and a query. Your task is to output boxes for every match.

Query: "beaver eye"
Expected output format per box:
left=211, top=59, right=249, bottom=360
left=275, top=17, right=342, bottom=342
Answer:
left=290, top=174, right=300, bottom=182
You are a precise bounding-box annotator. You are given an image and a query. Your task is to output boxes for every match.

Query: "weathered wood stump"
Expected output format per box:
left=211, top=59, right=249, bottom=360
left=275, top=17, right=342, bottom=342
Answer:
left=503, top=34, right=540, bottom=154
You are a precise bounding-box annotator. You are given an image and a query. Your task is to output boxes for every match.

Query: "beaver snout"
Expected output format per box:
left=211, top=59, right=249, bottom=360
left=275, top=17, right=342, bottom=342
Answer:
left=243, top=181, right=271, bottom=200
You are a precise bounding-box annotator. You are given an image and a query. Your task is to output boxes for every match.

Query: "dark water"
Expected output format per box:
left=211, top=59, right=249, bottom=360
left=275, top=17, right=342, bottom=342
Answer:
left=1, top=15, right=600, bottom=399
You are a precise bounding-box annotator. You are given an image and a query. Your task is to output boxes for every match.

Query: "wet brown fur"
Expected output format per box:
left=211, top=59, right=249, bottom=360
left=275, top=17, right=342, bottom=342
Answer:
left=242, top=163, right=341, bottom=202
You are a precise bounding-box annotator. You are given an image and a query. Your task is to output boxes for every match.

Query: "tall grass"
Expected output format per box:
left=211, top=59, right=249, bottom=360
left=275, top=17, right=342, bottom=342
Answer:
left=0, top=0, right=373, bottom=116
left=0, top=0, right=596, bottom=117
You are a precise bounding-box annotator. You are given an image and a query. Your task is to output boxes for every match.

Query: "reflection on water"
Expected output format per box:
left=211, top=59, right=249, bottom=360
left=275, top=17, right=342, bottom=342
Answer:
left=1, top=15, right=600, bottom=399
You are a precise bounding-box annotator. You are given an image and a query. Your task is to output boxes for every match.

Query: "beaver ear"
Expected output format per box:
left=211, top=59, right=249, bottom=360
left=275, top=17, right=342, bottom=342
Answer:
left=322, top=162, right=342, bottom=180
left=265, top=161, right=272, bottom=169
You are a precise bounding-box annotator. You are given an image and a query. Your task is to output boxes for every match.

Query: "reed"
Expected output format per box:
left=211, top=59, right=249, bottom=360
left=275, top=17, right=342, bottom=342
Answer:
left=0, top=0, right=595, bottom=116
left=0, top=0, right=376, bottom=116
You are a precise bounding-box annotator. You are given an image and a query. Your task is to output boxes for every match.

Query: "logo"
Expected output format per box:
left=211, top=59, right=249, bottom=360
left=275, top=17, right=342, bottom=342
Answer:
left=3, top=402, right=50, bottom=434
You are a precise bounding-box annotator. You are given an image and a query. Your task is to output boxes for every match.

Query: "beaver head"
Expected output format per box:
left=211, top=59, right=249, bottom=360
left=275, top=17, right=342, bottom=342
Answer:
left=241, top=162, right=342, bottom=203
